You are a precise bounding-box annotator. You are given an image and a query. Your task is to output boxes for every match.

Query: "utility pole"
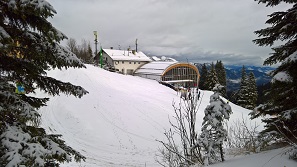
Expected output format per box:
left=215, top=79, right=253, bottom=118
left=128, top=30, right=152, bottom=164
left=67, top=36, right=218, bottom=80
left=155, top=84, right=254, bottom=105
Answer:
left=93, top=31, right=98, bottom=65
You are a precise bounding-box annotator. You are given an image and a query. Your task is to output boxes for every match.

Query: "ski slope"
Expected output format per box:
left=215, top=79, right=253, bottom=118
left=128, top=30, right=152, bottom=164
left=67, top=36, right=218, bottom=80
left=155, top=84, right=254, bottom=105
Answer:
left=37, top=64, right=295, bottom=167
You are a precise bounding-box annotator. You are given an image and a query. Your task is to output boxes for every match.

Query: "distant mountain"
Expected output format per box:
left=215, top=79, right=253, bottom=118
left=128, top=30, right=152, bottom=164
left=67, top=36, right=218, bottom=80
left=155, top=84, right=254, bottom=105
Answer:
left=225, top=65, right=274, bottom=92
left=194, top=63, right=274, bottom=93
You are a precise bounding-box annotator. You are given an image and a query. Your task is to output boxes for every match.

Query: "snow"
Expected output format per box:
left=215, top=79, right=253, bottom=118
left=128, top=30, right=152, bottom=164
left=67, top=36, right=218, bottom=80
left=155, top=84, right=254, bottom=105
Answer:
left=208, top=147, right=295, bottom=167
left=0, top=26, right=10, bottom=40
left=272, top=71, right=292, bottom=83
left=151, top=56, right=161, bottom=61
left=229, top=79, right=240, bottom=84
left=285, top=51, right=297, bottom=62
left=104, top=49, right=151, bottom=62
left=36, top=64, right=296, bottom=166
left=134, top=61, right=177, bottom=75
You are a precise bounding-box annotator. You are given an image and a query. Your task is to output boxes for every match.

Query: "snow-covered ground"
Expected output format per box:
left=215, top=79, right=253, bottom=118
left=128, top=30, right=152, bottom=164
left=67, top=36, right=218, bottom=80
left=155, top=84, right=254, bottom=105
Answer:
left=37, top=64, right=296, bottom=166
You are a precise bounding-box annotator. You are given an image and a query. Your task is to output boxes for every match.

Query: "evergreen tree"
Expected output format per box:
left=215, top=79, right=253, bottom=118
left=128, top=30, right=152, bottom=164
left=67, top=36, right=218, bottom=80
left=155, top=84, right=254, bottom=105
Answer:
left=246, top=72, right=258, bottom=110
left=198, top=84, right=232, bottom=165
left=0, top=1, right=88, bottom=166
left=205, top=63, right=219, bottom=91
left=251, top=0, right=297, bottom=158
left=199, top=63, right=208, bottom=90
left=215, top=60, right=227, bottom=97
left=236, top=65, right=250, bottom=108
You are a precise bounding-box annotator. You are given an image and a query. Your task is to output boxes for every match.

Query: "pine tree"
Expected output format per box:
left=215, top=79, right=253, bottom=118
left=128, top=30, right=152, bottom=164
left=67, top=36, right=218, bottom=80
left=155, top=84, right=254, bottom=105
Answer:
left=251, top=0, right=297, bottom=158
left=215, top=60, right=227, bottom=97
left=236, top=65, right=250, bottom=108
left=0, top=1, right=88, bottom=166
left=205, top=63, right=219, bottom=91
left=246, top=72, right=258, bottom=110
left=199, top=63, right=208, bottom=90
left=198, top=84, right=232, bottom=165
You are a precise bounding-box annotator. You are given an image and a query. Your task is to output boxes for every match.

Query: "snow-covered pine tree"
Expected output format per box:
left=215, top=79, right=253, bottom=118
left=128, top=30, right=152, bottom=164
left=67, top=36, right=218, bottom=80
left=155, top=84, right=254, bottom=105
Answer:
left=251, top=0, right=297, bottom=159
left=205, top=63, right=219, bottom=91
left=199, top=63, right=208, bottom=90
left=236, top=65, right=250, bottom=108
left=246, top=72, right=258, bottom=110
left=0, top=0, right=88, bottom=166
left=198, top=84, right=232, bottom=165
left=215, top=60, right=227, bottom=97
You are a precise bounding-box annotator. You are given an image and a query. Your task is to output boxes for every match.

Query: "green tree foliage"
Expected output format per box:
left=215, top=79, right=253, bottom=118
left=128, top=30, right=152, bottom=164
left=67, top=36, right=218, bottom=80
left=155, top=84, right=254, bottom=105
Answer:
left=205, top=63, right=219, bottom=91
left=198, top=84, right=232, bottom=165
left=0, top=0, right=88, bottom=166
left=235, top=66, right=250, bottom=109
left=235, top=67, right=258, bottom=110
left=246, top=72, right=258, bottom=110
left=215, top=60, right=227, bottom=97
left=233, top=66, right=258, bottom=110
left=199, top=63, right=208, bottom=90
left=251, top=0, right=297, bottom=159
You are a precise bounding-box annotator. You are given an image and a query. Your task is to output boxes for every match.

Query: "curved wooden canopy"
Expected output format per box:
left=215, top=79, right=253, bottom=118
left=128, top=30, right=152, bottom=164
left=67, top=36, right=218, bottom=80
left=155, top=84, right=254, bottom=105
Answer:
left=162, top=63, right=200, bottom=78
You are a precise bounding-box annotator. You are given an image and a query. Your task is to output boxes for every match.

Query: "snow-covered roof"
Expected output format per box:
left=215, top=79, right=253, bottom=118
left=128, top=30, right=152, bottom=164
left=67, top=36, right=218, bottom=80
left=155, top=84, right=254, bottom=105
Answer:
left=103, top=49, right=152, bottom=62
left=134, top=61, right=177, bottom=75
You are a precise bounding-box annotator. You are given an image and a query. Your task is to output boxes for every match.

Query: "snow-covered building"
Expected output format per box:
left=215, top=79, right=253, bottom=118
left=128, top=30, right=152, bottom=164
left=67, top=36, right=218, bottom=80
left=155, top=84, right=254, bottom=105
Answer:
left=134, top=61, right=200, bottom=88
left=103, top=48, right=151, bottom=75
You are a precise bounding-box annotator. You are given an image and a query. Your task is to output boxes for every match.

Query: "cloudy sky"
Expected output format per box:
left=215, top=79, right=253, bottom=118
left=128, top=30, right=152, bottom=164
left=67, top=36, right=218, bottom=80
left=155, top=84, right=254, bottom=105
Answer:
left=47, top=0, right=290, bottom=66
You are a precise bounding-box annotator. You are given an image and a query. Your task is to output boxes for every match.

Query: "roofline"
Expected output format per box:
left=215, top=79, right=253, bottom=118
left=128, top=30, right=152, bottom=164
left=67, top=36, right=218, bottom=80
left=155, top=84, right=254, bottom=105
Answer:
left=102, top=49, right=151, bottom=61
left=162, top=63, right=200, bottom=77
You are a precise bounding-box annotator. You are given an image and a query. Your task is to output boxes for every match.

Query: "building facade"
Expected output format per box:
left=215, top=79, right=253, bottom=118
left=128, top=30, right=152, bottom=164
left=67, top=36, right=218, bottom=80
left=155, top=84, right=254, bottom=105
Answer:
left=102, top=49, right=151, bottom=75
left=134, top=61, right=200, bottom=88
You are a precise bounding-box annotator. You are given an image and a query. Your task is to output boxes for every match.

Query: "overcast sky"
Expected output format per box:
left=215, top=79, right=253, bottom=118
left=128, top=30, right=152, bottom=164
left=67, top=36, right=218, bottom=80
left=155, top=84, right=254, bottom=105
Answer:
left=47, top=0, right=290, bottom=66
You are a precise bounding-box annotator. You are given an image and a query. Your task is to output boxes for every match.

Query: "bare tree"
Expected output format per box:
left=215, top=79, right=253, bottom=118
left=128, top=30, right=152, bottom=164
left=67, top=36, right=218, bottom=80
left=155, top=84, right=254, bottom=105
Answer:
left=66, top=38, right=93, bottom=64
left=66, top=38, right=78, bottom=53
left=156, top=88, right=204, bottom=166
left=226, top=116, right=265, bottom=155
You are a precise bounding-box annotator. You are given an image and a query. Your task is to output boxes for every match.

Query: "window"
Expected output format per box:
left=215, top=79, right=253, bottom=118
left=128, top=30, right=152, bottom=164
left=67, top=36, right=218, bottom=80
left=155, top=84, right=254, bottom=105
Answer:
left=127, top=69, right=133, bottom=75
left=129, top=62, right=132, bottom=64
left=134, top=62, right=136, bottom=64
left=122, top=61, right=124, bottom=64
left=138, top=62, right=141, bottom=64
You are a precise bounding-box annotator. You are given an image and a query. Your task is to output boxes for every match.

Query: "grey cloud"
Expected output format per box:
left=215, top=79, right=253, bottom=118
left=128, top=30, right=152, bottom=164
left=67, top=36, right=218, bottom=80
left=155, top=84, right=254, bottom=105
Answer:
left=47, top=0, right=291, bottom=66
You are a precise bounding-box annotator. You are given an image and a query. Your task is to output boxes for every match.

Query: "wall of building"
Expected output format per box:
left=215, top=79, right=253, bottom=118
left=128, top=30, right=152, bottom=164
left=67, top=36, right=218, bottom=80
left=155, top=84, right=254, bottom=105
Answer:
left=103, top=52, right=149, bottom=74
left=113, top=61, right=147, bottom=74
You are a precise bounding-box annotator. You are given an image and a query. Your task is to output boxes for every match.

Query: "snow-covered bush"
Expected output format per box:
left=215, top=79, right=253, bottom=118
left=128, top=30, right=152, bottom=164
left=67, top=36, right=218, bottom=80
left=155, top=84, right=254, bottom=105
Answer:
left=198, top=84, right=232, bottom=165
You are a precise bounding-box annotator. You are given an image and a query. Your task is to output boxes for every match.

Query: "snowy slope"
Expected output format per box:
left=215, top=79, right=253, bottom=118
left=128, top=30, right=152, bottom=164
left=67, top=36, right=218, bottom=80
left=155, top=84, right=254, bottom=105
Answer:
left=37, top=64, right=294, bottom=167
left=211, top=147, right=296, bottom=167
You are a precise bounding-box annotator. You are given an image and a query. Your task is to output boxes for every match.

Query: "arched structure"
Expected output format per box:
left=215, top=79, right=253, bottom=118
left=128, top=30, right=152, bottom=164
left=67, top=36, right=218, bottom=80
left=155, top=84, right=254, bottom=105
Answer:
left=134, top=61, right=200, bottom=88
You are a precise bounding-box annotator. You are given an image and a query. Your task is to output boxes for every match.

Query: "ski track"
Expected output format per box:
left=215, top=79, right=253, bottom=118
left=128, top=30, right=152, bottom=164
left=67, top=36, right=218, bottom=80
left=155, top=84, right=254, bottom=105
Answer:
left=38, top=65, right=267, bottom=167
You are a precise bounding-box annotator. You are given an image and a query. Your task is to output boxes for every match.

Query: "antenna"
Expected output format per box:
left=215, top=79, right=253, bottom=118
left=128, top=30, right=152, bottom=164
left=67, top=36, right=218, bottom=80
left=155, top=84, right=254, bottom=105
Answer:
left=93, top=31, right=98, bottom=54
left=128, top=46, right=130, bottom=56
left=135, top=38, right=138, bottom=52
left=93, top=31, right=98, bottom=65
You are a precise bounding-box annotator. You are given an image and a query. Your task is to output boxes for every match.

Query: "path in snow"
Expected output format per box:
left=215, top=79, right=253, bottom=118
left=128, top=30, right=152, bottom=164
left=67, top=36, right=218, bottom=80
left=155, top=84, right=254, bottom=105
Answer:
left=38, top=65, right=268, bottom=166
